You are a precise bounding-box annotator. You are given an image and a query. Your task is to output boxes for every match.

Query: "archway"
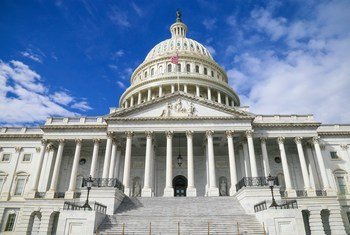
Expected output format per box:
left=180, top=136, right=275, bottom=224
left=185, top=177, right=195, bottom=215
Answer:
left=173, top=175, right=187, bottom=197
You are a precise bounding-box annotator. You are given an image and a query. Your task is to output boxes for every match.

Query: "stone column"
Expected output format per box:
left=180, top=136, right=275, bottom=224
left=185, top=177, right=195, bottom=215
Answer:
left=260, top=138, right=270, bottom=177
left=114, top=145, right=122, bottom=179
left=171, top=84, right=175, bottom=93
left=159, top=86, right=163, bottom=97
left=90, top=139, right=100, bottom=178
left=217, top=92, right=221, bottom=103
left=226, top=131, right=237, bottom=196
left=138, top=92, right=142, bottom=104
left=294, top=137, right=314, bottom=195
left=108, top=139, right=117, bottom=178
left=277, top=137, right=296, bottom=196
left=246, top=130, right=258, bottom=177
left=206, top=130, right=219, bottom=196
left=66, top=139, right=82, bottom=198
left=28, top=139, right=47, bottom=197
left=147, top=88, right=151, bottom=101
left=164, top=131, right=174, bottom=197
left=328, top=207, right=347, bottom=234
left=130, top=96, right=134, bottom=107
left=196, top=85, right=200, bottom=97
left=242, top=142, right=251, bottom=177
left=313, top=136, right=331, bottom=191
left=102, top=132, right=113, bottom=179
left=207, top=87, right=212, bottom=100
left=123, top=131, right=133, bottom=196
left=142, top=131, right=153, bottom=197
left=187, top=130, right=197, bottom=196
left=46, top=139, right=65, bottom=198
left=184, top=84, right=188, bottom=93
left=225, top=95, right=229, bottom=106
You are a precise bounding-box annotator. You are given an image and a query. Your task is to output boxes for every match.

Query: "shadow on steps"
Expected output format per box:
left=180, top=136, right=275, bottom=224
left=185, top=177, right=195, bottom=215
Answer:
left=115, top=196, right=144, bottom=213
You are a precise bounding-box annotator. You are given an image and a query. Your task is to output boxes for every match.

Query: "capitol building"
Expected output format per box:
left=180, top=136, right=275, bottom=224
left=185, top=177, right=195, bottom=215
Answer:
left=0, top=12, right=350, bottom=235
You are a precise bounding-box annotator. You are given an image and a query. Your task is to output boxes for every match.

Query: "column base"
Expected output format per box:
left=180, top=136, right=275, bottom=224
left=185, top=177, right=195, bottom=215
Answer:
left=45, top=190, right=56, bottom=199
left=163, top=187, right=174, bottom=197
left=64, top=190, right=75, bottom=199
left=124, top=187, right=131, bottom=197
left=229, top=187, right=236, bottom=196
left=26, top=190, right=37, bottom=199
left=187, top=187, right=197, bottom=197
left=207, top=187, right=219, bottom=196
left=325, top=188, right=337, bottom=196
left=286, top=189, right=297, bottom=197
left=141, top=187, right=152, bottom=197
left=306, top=188, right=316, bottom=197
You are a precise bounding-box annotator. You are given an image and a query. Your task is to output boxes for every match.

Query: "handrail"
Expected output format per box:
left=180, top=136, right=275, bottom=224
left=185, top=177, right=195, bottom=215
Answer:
left=254, top=200, right=267, bottom=212
left=254, top=199, right=298, bottom=212
left=236, top=176, right=279, bottom=191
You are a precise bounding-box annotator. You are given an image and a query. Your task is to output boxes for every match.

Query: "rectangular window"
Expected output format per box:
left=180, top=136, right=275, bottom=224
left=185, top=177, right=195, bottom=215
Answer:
left=347, top=212, right=350, bottom=225
left=0, top=178, right=4, bottom=193
left=330, top=151, right=338, bottom=159
left=14, top=179, right=25, bottom=196
left=1, top=154, right=11, bottom=162
left=4, top=213, right=16, bottom=231
left=337, top=176, right=347, bottom=194
left=22, top=154, right=31, bottom=162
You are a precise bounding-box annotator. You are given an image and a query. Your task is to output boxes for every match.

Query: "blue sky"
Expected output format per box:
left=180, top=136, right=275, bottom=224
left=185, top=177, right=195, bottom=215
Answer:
left=1, top=0, right=350, bottom=125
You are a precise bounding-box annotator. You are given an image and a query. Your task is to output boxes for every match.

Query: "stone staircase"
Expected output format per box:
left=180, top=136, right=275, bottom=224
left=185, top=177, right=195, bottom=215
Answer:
left=98, top=196, right=265, bottom=235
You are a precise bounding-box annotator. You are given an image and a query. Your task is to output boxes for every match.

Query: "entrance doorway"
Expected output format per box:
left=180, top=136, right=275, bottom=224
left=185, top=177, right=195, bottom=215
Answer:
left=173, top=175, right=187, bottom=197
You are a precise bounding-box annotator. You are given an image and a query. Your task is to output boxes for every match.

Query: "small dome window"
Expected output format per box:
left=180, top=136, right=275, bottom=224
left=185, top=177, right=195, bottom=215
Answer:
left=211, top=70, right=214, bottom=77
left=177, top=64, right=181, bottom=72
left=195, top=65, right=199, bottom=73
left=204, top=67, right=207, bottom=75
left=168, top=64, right=172, bottom=72
left=144, top=71, right=148, bottom=78
left=177, top=42, right=180, bottom=47
left=186, top=64, right=191, bottom=72
left=151, top=68, right=154, bottom=76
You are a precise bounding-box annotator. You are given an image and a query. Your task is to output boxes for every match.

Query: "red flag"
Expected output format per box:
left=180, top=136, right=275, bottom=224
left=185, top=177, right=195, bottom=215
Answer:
left=171, top=54, right=179, bottom=64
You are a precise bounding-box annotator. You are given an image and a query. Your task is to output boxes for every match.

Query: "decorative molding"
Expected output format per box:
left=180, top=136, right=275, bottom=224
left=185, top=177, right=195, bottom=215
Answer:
left=93, top=138, right=101, bottom=144
left=340, top=144, right=348, bottom=150
left=41, top=139, right=47, bottom=145
left=125, top=131, right=134, bottom=138
left=205, top=130, right=214, bottom=138
left=75, top=139, right=83, bottom=145
left=245, top=130, right=253, bottom=138
left=35, top=147, right=41, bottom=153
left=160, top=98, right=197, bottom=117
left=145, top=131, right=154, bottom=139
left=312, top=136, right=320, bottom=144
left=15, top=147, right=22, bottom=153
left=46, top=143, right=54, bottom=152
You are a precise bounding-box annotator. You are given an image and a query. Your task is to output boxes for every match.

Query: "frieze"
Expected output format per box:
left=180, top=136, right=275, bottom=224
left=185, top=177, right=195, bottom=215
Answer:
left=160, top=98, right=196, bottom=117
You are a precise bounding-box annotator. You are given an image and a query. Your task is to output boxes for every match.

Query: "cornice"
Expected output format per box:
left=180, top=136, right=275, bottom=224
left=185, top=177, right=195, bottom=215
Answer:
left=41, top=125, right=107, bottom=130
left=0, top=134, right=43, bottom=139
left=318, top=131, right=350, bottom=136
left=253, top=122, right=321, bottom=128
left=108, top=116, right=251, bottom=122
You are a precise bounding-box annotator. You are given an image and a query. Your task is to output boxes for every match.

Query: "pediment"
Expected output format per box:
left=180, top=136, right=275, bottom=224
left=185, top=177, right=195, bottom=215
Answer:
left=106, top=93, right=254, bottom=121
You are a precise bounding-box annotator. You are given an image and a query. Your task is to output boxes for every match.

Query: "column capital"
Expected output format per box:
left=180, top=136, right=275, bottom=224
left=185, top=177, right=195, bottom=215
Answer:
left=15, top=147, right=22, bottom=153
left=93, top=138, right=101, bottom=144
left=312, top=136, right=320, bottom=144
left=125, top=131, right=134, bottom=138
left=294, top=136, right=303, bottom=144
left=225, top=130, right=234, bottom=138
left=75, top=139, right=83, bottom=145
left=165, top=131, right=174, bottom=138
left=35, top=147, right=41, bottom=153
left=46, top=143, right=54, bottom=152
left=107, top=131, right=114, bottom=138
left=41, top=139, right=48, bottom=145
left=186, top=130, right=194, bottom=138
left=145, top=131, right=154, bottom=138
left=245, top=130, right=254, bottom=138
left=277, top=136, right=285, bottom=144
left=205, top=130, right=214, bottom=138
left=340, top=144, right=349, bottom=150
left=260, top=137, right=267, bottom=143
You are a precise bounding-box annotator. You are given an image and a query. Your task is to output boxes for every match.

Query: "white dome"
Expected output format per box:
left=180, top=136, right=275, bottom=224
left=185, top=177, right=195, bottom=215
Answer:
left=145, top=37, right=213, bottom=61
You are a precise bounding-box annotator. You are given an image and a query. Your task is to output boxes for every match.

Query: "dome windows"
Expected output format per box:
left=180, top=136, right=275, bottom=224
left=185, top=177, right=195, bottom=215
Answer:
left=167, top=64, right=172, bottom=72
left=151, top=68, right=154, bottom=76
left=204, top=67, right=208, bottom=75
left=195, top=65, right=199, bottom=73
left=186, top=64, right=191, bottom=72
left=177, top=64, right=181, bottom=72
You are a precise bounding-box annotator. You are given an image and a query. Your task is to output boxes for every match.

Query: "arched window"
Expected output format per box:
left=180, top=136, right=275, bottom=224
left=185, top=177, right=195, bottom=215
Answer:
left=151, top=68, right=154, bottom=76
left=167, top=64, right=172, bottom=72
left=204, top=67, right=207, bottom=75
left=195, top=65, right=199, bottom=73
left=177, top=64, right=181, bottom=72
left=186, top=64, right=191, bottom=72
left=27, top=211, right=41, bottom=234
left=144, top=71, right=148, bottom=78
left=158, top=65, right=163, bottom=74
left=211, top=70, right=214, bottom=77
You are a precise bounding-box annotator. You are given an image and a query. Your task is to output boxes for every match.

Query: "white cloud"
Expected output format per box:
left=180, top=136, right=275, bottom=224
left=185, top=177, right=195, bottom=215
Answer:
left=109, top=8, right=130, bottom=27
left=131, top=2, right=143, bottom=17
left=71, top=101, right=92, bottom=111
left=227, top=0, right=350, bottom=123
left=117, top=81, right=126, bottom=89
left=205, top=45, right=216, bottom=56
left=0, top=60, right=91, bottom=125
left=113, top=50, right=124, bottom=58
left=202, top=18, right=217, bottom=30
left=20, top=49, right=45, bottom=63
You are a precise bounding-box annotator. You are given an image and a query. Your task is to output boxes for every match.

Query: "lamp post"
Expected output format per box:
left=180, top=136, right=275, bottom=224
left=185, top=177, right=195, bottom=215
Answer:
left=82, top=175, right=93, bottom=210
left=267, top=174, right=278, bottom=208
left=177, top=136, right=183, bottom=167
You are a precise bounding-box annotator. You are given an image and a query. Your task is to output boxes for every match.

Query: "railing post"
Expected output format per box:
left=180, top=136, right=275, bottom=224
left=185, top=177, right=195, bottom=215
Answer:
left=122, top=223, right=125, bottom=235
left=263, top=222, right=266, bottom=235
left=208, top=221, right=210, bottom=235
left=149, top=222, right=151, bottom=235
left=178, top=221, right=180, bottom=235
left=237, top=221, right=239, bottom=235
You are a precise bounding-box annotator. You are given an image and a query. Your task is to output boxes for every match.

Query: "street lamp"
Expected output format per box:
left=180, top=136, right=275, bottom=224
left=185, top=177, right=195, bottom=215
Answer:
left=82, top=175, right=93, bottom=210
left=267, top=174, right=278, bottom=208
left=177, top=136, right=183, bottom=167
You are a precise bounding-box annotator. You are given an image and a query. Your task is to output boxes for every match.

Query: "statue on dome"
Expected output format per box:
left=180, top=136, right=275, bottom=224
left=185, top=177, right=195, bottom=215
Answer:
left=176, top=9, right=182, bottom=22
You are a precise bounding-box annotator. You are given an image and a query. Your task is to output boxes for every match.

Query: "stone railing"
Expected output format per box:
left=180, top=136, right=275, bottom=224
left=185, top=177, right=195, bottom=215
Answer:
left=254, top=200, right=298, bottom=212
left=63, top=201, right=107, bottom=214
left=235, top=176, right=279, bottom=191
left=254, top=115, right=315, bottom=123
left=83, top=177, right=124, bottom=192
left=45, top=117, right=106, bottom=125
left=0, top=127, right=42, bottom=134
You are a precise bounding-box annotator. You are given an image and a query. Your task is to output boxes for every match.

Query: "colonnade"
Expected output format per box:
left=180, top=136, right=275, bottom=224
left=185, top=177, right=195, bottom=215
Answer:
left=29, top=130, right=333, bottom=199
